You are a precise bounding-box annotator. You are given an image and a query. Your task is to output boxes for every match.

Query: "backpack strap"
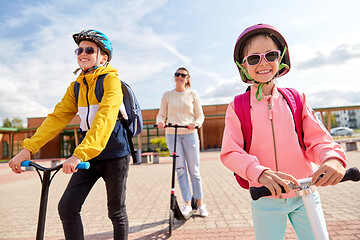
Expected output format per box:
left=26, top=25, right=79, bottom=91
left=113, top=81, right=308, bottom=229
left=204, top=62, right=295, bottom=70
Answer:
left=234, top=90, right=252, bottom=153
left=94, top=74, right=108, bottom=102
left=233, top=89, right=251, bottom=189
left=278, top=88, right=305, bottom=150
left=73, top=74, right=107, bottom=103
left=74, top=81, right=80, bottom=103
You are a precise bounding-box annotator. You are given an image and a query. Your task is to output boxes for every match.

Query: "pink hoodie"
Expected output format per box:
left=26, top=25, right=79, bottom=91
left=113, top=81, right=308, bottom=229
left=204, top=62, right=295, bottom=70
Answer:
left=220, top=85, right=346, bottom=198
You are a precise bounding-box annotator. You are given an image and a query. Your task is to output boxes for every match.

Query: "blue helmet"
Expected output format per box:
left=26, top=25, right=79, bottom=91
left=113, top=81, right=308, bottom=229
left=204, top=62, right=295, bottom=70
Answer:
left=73, top=29, right=113, bottom=61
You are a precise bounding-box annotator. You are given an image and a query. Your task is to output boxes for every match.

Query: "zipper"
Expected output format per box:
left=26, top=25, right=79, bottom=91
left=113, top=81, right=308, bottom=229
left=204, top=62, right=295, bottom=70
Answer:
left=268, top=99, right=279, bottom=171
left=83, top=77, right=91, bottom=130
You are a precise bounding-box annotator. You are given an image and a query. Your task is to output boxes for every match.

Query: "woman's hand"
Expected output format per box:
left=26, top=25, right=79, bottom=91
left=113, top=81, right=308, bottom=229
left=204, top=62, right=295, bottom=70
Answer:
left=312, top=158, right=345, bottom=187
left=8, top=149, right=31, bottom=174
left=62, top=156, right=81, bottom=174
left=156, top=122, right=166, bottom=129
left=258, top=170, right=299, bottom=197
left=188, top=123, right=197, bottom=130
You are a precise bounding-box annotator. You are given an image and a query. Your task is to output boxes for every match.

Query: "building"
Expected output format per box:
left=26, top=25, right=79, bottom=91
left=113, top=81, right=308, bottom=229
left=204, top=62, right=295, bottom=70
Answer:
left=0, top=104, right=228, bottom=160
left=334, top=109, right=360, bottom=128
left=1, top=104, right=360, bottom=160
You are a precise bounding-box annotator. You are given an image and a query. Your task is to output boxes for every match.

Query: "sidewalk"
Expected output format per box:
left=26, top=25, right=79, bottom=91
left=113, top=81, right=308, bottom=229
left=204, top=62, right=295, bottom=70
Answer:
left=0, top=151, right=360, bottom=240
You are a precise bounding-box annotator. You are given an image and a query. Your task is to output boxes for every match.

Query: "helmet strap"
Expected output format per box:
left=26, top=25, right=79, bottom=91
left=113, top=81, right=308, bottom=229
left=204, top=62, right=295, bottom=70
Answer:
left=278, top=46, right=289, bottom=72
left=236, top=60, right=253, bottom=81
left=236, top=60, right=271, bottom=101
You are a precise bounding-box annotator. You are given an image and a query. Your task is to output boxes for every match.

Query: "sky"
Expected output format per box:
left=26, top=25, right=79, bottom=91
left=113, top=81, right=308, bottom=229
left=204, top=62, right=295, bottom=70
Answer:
left=1, top=0, right=360, bottom=126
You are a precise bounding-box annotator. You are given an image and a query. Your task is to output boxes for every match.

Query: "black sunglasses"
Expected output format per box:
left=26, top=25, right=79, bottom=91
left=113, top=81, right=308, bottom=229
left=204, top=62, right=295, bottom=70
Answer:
left=175, top=72, right=188, bottom=78
left=74, top=47, right=96, bottom=56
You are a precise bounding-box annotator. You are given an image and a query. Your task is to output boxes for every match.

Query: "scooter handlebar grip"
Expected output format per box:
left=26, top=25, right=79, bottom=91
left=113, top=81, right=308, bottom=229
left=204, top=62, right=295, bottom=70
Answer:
left=21, top=161, right=32, bottom=167
left=250, top=185, right=286, bottom=201
left=77, top=162, right=90, bottom=169
left=340, top=167, right=360, bottom=182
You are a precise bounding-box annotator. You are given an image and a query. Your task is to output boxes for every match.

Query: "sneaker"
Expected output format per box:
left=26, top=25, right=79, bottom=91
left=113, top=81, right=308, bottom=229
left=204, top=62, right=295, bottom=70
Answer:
left=181, top=203, right=192, bottom=217
left=199, top=204, right=208, bottom=217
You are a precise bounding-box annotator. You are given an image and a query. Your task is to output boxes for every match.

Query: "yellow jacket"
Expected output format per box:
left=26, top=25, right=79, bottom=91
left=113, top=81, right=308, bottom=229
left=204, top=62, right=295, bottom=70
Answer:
left=22, top=64, right=129, bottom=161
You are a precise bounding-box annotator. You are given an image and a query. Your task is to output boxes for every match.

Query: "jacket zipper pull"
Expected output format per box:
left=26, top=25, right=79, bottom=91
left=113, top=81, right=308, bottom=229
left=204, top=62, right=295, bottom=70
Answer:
left=268, top=99, right=273, bottom=120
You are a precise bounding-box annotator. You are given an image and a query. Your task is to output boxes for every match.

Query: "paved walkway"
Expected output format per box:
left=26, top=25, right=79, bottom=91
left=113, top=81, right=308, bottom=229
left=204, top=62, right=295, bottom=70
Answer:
left=1, top=150, right=360, bottom=240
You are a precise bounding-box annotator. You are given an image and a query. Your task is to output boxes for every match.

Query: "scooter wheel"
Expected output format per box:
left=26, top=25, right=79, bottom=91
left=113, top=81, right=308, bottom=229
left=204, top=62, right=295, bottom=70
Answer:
left=191, top=196, right=198, bottom=210
left=169, top=210, right=174, bottom=236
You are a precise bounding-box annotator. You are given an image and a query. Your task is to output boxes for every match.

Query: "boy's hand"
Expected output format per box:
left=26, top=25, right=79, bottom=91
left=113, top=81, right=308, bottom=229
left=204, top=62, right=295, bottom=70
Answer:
left=258, top=170, right=299, bottom=197
left=8, top=149, right=31, bottom=174
left=312, top=158, right=345, bottom=187
left=62, top=156, right=81, bottom=174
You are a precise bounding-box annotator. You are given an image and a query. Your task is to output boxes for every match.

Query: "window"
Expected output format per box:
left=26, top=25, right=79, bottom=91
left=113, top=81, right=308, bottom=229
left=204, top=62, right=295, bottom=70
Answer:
left=3, top=141, right=9, bottom=157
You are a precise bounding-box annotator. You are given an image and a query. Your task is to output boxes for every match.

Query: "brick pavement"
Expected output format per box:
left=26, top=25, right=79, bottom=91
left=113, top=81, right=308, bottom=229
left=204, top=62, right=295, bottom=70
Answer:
left=0, top=151, right=360, bottom=240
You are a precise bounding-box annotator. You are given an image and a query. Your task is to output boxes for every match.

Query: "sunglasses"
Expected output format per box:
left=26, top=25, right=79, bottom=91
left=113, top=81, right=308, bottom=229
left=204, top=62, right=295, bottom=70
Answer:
left=74, top=47, right=96, bottom=56
left=174, top=72, right=188, bottom=78
left=242, top=50, right=281, bottom=66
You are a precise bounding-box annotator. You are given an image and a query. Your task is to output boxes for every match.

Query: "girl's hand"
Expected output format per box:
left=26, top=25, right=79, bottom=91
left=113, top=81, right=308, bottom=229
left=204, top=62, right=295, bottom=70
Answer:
left=8, top=149, right=31, bottom=174
left=156, top=122, right=165, bottom=129
left=258, top=170, right=299, bottom=197
left=62, top=156, right=81, bottom=174
left=312, top=158, right=345, bottom=187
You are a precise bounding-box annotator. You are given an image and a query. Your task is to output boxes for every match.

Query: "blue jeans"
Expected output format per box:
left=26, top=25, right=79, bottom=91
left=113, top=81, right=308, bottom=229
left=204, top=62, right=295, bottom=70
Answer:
left=251, top=191, right=327, bottom=240
left=166, top=132, right=203, bottom=202
left=58, top=157, right=129, bottom=240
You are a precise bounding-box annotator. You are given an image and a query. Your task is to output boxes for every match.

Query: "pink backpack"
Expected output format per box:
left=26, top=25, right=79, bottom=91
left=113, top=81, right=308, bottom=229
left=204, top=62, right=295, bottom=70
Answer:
left=233, top=87, right=305, bottom=189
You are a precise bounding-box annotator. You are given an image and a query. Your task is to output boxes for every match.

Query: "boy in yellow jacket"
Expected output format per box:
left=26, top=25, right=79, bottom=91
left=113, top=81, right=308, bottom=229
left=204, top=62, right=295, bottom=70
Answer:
left=8, top=29, right=130, bottom=240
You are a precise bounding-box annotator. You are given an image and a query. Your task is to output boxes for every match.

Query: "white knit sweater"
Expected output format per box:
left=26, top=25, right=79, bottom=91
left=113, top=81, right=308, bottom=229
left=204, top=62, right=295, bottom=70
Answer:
left=156, top=89, right=205, bottom=135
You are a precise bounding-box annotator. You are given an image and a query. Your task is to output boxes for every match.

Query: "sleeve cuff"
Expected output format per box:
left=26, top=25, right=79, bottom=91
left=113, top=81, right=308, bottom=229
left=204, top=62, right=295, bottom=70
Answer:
left=247, top=162, right=270, bottom=183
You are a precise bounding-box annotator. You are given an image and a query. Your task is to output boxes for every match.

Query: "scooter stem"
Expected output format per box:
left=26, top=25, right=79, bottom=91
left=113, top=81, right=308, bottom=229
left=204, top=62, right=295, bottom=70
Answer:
left=298, top=188, right=329, bottom=240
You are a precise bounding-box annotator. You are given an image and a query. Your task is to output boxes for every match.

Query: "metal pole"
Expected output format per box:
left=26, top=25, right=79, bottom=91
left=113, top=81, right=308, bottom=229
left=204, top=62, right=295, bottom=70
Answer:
left=36, top=170, right=51, bottom=240
left=299, top=189, right=329, bottom=240
left=170, top=126, right=178, bottom=210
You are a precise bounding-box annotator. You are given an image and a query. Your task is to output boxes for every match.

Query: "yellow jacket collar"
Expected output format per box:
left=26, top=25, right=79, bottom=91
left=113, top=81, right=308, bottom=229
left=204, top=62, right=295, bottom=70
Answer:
left=76, top=64, right=118, bottom=84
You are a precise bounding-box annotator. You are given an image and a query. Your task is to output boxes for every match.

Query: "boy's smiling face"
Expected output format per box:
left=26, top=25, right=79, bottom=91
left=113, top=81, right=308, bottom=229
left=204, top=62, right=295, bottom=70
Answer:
left=77, top=41, right=101, bottom=72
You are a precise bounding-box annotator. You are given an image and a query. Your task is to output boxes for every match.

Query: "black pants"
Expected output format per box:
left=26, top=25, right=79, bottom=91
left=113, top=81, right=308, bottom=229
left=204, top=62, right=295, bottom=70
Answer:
left=58, top=156, right=129, bottom=240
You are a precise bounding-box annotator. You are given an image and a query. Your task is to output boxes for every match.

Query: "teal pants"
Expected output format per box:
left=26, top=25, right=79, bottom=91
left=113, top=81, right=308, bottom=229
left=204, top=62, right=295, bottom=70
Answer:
left=251, top=191, right=327, bottom=240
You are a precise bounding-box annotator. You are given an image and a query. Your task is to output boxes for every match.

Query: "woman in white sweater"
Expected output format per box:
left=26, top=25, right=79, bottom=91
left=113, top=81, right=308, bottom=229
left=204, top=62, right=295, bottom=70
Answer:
left=156, top=67, right=208, bottom=217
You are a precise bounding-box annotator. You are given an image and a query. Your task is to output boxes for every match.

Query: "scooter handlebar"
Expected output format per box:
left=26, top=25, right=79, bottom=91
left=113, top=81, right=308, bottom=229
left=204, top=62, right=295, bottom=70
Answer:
left=154, top=123, right=198, bottom=129
left=21, top=160, right=90, bottom=170
left=249, top=167, right=360, bottom=201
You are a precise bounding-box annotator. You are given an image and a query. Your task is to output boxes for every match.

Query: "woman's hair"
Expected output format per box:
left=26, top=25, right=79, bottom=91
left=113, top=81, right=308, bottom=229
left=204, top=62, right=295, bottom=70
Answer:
left=240, top=33, right=282, bottom=61
left=177, top=67, right=191, bottom=89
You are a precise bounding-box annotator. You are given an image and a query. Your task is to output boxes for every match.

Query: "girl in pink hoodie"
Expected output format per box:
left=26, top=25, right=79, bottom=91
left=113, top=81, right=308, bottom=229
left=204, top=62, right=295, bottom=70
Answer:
left=220, top=24, right=346, bottom=239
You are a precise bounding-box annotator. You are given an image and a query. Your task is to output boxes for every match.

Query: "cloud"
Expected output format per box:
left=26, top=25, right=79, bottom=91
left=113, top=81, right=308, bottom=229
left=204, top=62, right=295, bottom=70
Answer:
left=295, top=43, right=360, bottom=70
left=201, top=76, right=248, bottom=105
left=307, top=90, right=360, bottom=109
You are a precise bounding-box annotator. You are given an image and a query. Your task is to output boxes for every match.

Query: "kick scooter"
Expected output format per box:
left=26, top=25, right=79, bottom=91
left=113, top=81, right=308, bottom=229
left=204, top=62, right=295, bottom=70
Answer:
left=154, top=123, right=198, bottom=236
left=249, top=167, right=360, bottom=240
left=20, top=160, right=90, bottom=240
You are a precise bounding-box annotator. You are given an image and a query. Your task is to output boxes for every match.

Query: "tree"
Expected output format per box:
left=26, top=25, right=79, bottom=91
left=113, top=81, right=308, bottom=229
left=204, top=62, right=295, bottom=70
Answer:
left=2, top=117, right=24, bottom=128
left=323, top=112, right=337, bottom=128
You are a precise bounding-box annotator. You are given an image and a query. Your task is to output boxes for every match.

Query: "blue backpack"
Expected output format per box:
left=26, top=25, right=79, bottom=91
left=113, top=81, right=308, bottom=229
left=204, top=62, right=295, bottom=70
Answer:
left=74, top=74, right=143, bottom=162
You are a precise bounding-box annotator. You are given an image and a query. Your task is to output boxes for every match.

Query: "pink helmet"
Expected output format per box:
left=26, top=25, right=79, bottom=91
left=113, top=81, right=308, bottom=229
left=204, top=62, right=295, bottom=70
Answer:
left=234, top=24, right=291, bottom=83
